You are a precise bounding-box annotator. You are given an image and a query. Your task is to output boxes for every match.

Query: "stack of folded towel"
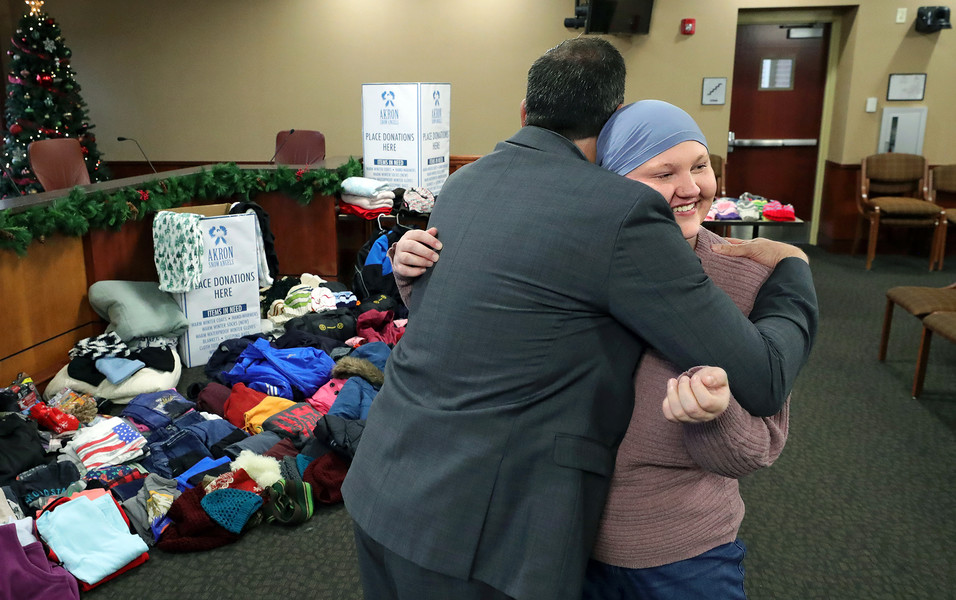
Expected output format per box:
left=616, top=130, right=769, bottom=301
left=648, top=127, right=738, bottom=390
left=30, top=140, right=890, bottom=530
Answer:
left=339, top=177, right=395, bottom=219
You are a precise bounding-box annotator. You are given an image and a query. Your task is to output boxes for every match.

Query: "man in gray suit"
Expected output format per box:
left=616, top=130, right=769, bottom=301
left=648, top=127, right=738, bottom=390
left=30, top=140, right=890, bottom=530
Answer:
left=342, top=38, right=817, bottom=600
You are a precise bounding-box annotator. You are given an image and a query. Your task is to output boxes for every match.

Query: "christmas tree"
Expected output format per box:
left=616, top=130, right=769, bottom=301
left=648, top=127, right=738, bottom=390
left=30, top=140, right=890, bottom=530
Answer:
left=1, top=0, right=108, bottom=198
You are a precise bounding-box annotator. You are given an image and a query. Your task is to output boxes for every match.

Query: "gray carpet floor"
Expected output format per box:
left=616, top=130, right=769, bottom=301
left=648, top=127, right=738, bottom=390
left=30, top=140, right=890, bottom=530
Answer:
left=84, top=246, right=956, bottom=600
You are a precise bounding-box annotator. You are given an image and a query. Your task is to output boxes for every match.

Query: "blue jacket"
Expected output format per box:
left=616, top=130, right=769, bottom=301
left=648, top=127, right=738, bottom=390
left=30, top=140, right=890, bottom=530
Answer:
left=223, top=338, right=335, bottom=399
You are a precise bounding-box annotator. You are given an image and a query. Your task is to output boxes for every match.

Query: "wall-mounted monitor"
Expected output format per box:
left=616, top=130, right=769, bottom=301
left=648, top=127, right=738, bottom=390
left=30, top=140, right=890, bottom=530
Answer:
left=584, top=0, right=655, bottom=35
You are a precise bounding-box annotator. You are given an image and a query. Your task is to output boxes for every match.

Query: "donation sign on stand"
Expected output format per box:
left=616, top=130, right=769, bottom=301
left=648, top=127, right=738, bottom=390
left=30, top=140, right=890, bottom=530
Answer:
left=362, top=82, right=450, bottom=194
left=168, top=205, right=261, bottom=368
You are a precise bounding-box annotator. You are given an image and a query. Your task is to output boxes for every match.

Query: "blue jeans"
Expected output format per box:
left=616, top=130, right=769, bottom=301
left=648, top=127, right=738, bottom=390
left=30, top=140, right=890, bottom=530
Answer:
left=582, top=539, right=748, bottom=600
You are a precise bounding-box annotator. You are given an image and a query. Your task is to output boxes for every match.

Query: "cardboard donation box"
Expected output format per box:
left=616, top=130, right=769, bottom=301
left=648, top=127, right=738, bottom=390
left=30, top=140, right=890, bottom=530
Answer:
left=167, top=205, right=261, bottom=368
left=362, top=82, right=451, bottom=194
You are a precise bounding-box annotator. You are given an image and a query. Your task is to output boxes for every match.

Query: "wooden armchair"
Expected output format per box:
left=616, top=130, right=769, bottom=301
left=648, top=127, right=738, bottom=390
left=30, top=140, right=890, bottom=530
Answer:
left=928, top=164, right=956, bottom=270
left=879, top=282, right=956, bottom=362
left=912, top=311, right=956, bottom=398
left=709, top=153, right=726, bottom=197
left=852, top=153, right=945, bottom=270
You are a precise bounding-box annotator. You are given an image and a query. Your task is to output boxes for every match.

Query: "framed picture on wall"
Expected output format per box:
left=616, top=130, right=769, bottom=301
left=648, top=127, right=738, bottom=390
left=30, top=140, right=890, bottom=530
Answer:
left=886, top=73, right=926, bottom=101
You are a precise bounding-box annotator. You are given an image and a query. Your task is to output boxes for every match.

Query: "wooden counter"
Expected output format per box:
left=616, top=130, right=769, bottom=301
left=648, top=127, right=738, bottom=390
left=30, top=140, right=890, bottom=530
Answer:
left=1, top=162, right=342, bottom=387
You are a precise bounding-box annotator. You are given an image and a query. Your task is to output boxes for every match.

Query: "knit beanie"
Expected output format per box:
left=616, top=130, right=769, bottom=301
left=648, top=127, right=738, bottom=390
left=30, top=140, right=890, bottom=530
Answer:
left=156, top=486, right=241, bottom=552
left=200, top=488, right=263, bottom=534
left=302, top=452, right=349, bottom=505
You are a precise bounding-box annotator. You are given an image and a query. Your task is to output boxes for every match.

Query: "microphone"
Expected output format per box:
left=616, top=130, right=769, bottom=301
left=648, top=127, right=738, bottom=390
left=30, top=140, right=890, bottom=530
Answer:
left=269, top=129, right=295, bottom=164
left=117, top=137, right=157, bottom=174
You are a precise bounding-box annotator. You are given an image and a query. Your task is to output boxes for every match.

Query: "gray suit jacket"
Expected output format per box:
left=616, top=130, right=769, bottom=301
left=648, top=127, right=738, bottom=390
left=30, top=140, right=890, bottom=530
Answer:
left=343, top=127, right=817, bottom=600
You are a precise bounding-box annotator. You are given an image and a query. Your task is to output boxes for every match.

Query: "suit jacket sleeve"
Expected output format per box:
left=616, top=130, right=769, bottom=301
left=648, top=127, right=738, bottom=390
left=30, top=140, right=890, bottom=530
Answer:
left=607, top=191, right=817, bottom=417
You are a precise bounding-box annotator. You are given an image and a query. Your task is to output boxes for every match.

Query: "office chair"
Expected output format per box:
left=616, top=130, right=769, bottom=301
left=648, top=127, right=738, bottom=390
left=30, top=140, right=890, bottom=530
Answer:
left=273, top=130, right=326, bottom=166
left=28, top=138, right=91, bottom=192
left=928, top=164, right=955, bottom=270
left=852, top=153, right=945, bottom=270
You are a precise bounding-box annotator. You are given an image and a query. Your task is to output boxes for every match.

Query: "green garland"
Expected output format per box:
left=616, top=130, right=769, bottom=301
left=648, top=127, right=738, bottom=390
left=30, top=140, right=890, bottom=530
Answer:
left=0, top=158, right=363, bottom=256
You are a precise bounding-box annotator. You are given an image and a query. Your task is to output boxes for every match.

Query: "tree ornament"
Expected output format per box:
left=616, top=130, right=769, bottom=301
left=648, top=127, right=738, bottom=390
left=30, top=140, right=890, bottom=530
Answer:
left=10, top=124, right=22, bottom=134
left=42, top=39, right=55, bottom=52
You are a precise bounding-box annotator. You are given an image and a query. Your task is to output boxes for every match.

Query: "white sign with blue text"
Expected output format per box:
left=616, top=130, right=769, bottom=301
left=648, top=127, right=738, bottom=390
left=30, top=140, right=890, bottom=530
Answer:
left=173, top=211, right=261, bottom=367
left=362, top=82, right=451, bottom=194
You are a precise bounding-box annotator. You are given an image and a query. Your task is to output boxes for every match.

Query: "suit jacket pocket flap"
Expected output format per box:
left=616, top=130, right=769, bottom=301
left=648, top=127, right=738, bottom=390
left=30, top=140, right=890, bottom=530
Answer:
left=552, top=434, right=614, bottom=476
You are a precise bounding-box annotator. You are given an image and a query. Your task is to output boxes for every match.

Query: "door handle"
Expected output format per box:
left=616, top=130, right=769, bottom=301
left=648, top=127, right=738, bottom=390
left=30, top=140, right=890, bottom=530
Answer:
left=729, top=138, right=818, bottom=148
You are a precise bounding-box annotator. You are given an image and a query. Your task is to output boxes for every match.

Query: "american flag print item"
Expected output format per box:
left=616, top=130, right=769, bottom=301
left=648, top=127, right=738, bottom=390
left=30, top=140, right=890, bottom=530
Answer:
left=70, top=418, right=147, bottom=470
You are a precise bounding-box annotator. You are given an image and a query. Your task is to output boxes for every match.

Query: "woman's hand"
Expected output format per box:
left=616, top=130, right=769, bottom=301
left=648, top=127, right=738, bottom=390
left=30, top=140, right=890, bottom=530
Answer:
left=389, top=227, right=442, bottom=278
left=662, top=366, right=731, bottom=423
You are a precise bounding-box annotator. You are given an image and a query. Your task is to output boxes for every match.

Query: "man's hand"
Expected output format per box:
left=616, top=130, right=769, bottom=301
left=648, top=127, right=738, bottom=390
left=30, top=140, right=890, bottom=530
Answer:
left=389, top=227, right=442, bottom=278
left=662, top=367, right=731, bottom=423
left=711, top=237, right=809, bottom=267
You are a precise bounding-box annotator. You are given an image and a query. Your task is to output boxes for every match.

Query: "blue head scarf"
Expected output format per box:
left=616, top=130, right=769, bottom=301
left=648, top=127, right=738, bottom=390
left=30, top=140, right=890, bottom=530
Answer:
left=596, top=100, right=708, bottom=176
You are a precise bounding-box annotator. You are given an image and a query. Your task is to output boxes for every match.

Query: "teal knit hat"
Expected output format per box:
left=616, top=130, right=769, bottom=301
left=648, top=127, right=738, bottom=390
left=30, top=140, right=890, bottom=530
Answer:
left=200, top=488, right=263, bottom=534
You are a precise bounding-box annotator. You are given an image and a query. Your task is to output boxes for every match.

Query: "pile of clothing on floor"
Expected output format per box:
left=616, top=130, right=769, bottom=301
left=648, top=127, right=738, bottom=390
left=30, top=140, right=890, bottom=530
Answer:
left=704, top=192, right=797, bottom=221
left=1, top=269, right=409, bottom=596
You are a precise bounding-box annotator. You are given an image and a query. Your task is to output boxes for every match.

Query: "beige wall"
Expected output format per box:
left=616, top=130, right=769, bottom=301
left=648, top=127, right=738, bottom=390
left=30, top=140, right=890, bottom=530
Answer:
left=24, top=1, right=956, bottom=165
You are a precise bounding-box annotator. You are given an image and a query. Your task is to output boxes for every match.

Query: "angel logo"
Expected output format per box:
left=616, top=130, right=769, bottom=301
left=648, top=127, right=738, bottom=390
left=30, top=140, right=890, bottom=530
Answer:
left=209, top=225, right=228, bottom=245
left=380, top=89, right=399, bottom=125
left=431, top=89, right=443, bottom=124
left=207, top=224, right=235, bottom=265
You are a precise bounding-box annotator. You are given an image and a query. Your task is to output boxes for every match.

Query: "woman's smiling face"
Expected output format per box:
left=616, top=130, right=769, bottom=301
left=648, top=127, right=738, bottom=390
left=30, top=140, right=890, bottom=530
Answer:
left=624, top=141, right=716, bottom=245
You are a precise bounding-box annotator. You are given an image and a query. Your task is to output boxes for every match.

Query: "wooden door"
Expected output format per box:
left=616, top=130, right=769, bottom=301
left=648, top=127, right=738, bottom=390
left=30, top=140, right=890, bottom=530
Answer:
left=727, top=23, right=829, bottom=223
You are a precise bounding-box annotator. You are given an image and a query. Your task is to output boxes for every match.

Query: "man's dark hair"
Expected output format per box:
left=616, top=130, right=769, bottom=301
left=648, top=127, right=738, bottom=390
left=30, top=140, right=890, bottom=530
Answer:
left=524, top=38, right=626, bottom=140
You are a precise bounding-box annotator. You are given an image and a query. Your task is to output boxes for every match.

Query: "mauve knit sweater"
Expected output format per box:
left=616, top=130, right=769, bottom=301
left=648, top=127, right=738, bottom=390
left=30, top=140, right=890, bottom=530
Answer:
left=592, top=226, right=790, bottom=569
